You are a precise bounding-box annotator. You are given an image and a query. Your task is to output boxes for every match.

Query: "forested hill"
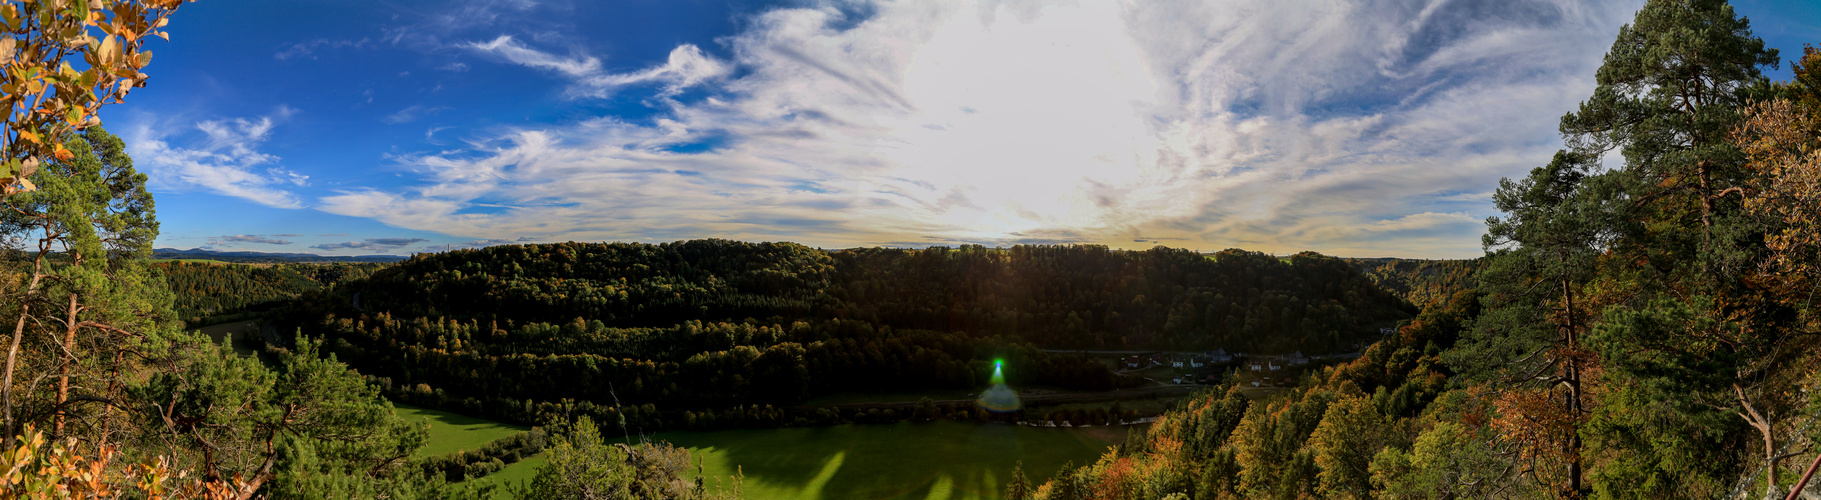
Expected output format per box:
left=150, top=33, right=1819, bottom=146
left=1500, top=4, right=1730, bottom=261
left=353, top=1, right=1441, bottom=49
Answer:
left=345, top=239, right=835, bottom=329
left=1345, top=257, right=1487, bottom=308
left=155, top=261, right=389, bottom=325
left=307, top=240, right=1413, bottom=353
left=270, top=240, right=1412, bottom=428
left=830, top=246, right=1413, bottom=352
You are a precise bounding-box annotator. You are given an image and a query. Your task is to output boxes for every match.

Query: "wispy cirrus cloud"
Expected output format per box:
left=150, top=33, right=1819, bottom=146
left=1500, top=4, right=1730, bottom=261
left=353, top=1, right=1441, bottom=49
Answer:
left=461, top=35, right=728, bottom=97
left=310, top=237, right=428, bottom=252
left=321, top=0, right=1641, bottom=258
left=127, top=107, right=309, bottom=209
left=218, top=234, right=294, bottom=245
left=383, top=105, right=451, bottom=124
left=275, top=37, right=371, bottom=60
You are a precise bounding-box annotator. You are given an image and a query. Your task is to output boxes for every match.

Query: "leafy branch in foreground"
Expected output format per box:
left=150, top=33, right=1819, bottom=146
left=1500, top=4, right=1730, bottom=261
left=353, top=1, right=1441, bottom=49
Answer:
left=0, top=0, right=193, bottom=197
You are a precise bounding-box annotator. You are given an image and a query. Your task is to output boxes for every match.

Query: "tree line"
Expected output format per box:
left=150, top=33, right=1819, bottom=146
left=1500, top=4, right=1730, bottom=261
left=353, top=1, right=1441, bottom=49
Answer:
left=154, top=261, right=385, bottom=325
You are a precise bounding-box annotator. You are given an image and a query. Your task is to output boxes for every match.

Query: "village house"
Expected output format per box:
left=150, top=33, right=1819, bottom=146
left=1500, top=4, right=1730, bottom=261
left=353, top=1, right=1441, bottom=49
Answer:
left=1286, top=351, right=1309, bottom=366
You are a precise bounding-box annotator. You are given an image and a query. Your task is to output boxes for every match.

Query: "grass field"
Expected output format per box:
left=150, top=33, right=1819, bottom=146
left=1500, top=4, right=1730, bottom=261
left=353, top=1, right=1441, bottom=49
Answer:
left=388, top=404, right=1133, bottom=499
left=196, top=320, right=260, bottom=357
left=648, top=421, right=1128, bottom=500
left=393, top=404, right=530, bottom=458
left=390, top=404, right=545, bottom=498
left=805, top=389, right=976, bottom=406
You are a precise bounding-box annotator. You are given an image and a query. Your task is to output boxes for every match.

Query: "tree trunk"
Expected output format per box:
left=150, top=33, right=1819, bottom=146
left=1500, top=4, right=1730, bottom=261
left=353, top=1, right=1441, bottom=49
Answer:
left=1699, top=159, right=1714, bottom=237
left=1, top=247, right=47, bottom=448
left=1562, top=275, right=1583, bottom=498
left=2, top=303, right=28, bottom=448
left=55, top=293, right=77, bottom=436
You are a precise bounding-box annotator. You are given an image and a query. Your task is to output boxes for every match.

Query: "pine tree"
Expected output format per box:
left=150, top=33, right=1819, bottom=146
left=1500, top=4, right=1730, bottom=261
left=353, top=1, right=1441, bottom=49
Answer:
left=1452, top=150, right=1619, bottom=496
left=1005, top=460, right=1031, bottom=500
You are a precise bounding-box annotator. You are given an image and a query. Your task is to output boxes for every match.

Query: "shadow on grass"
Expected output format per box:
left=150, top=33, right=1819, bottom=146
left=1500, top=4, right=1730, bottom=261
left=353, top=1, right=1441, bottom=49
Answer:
left=651, top=421, right=1120, bottom=500
left=394, top=404, right=529, bottom=458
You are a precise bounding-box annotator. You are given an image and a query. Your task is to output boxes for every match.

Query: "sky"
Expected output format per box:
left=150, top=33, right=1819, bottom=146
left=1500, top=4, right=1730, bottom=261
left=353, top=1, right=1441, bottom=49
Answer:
left=111, top=0, right=1821, bottom=259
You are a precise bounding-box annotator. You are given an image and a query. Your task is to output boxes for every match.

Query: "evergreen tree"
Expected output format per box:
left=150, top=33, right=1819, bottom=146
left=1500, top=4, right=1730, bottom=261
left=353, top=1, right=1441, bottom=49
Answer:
left=1, top=127, right=177, bottom=447
left=1005, top=460, right=1030, bottom=500
left=1452, top=150, right=1619, bottom=495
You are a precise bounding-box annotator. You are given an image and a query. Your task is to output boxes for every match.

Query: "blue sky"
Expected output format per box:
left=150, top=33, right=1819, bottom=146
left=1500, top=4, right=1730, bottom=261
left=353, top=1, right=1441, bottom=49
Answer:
left=112, top=0, right=1821, bottom=258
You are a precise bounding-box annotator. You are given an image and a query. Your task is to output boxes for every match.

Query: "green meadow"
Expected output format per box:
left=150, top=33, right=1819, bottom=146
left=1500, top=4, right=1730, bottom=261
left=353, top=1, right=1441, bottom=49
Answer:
left=388, top=403, right=1130, bottom=499
left=393, top=404, right=530, bottom=458
left=392, top=404, right=545, bottom=498
left=649, top=421, right=1128, bottom=500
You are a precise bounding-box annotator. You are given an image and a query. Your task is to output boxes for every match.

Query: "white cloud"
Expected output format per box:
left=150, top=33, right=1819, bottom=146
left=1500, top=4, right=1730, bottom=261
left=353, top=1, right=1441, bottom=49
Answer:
left=127, top=107, right=308, bottom=208
left=327, top=0, right=1642, bottom=258
left=461, top=36, right=728, bottom=97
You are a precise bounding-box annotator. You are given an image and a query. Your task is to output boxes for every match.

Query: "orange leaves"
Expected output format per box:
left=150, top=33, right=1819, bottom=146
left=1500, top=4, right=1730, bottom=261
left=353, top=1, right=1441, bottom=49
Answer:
left=1733, top=98, right=1821, bottom=295
left=1490, top=387, right=1580, bottom=491
left=0, top=0, right=194, bottom=198
left=1, top=425, right=243, bottom=500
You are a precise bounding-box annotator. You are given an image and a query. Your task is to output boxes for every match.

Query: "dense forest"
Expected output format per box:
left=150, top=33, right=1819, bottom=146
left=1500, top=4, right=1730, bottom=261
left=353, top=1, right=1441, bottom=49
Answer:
left=268, top=241, right=1410, bottom=429
left=1346, top=257, right=1486, bottom=308
left=293, top=241, right=1410, bottom=352
left=155, top=261, right=387, bottom=324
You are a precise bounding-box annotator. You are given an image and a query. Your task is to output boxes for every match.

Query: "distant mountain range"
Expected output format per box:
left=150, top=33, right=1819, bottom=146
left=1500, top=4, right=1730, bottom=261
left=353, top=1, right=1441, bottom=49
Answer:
left=152, top=248, right=408, bottom=263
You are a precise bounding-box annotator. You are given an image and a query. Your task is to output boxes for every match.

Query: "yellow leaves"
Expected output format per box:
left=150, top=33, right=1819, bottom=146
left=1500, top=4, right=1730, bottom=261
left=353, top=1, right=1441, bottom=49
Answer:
left=4, top=176, right=35, bottom=195
left=1733, top=99, right=1821, bottom=293
left=95, top=33, right=117, bottom=66
left=0, top=0, right=194, bottom=200
left=52, top=144, right=72, bottom=161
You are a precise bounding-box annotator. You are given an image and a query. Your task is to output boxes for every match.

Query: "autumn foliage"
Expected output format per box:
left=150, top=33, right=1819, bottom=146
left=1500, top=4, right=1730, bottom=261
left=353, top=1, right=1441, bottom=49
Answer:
left=0, top=0, right=191, bottom=197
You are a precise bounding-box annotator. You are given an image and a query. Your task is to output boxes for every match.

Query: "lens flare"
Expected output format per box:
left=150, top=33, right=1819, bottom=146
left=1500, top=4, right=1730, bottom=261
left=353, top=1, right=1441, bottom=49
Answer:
left=978, top=358, right=1020, bottom=412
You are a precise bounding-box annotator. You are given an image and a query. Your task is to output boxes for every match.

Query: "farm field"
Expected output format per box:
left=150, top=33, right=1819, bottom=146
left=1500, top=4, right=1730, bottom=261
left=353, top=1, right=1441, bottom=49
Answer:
left=648, top=421, right=1129, bottom=500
